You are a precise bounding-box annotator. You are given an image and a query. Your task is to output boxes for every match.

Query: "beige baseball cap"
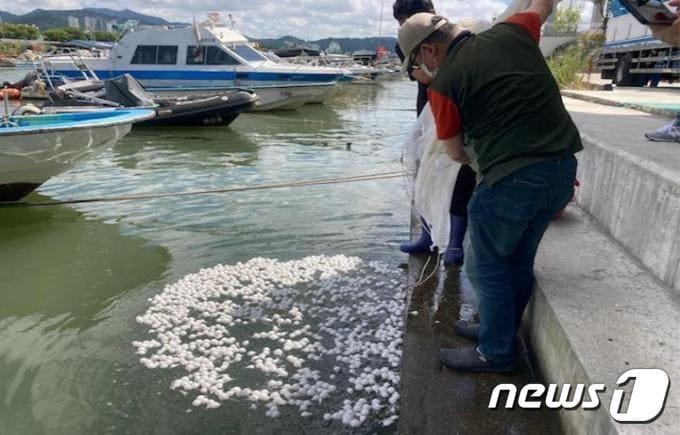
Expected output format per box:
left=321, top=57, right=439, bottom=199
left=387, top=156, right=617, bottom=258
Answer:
left=398, top=12, right=450, bottom=72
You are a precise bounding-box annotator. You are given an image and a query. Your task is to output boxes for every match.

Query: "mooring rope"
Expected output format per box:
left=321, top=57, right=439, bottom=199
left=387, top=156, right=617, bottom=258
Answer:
left=239, top=113, right=339, bottom=125
left=2, top=170, right=407, bottom=208
left=4, top=166, right=442, bottom=291
left=411, top=254, right=439, bottom=288
left=239, top=113, right=411, bottom=134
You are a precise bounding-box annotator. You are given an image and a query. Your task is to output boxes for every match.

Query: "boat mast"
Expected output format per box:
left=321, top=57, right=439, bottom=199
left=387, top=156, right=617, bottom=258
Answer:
left=377, top=0, right=384, bottom=47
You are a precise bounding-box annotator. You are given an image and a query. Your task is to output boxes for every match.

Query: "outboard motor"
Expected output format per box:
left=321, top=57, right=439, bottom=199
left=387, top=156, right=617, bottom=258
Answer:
left=104, top=74, right=156, bottom=107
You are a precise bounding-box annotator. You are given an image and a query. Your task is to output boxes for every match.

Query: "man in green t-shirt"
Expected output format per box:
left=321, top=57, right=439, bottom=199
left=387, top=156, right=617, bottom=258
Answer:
left=398, top=0, right=581, bottom=372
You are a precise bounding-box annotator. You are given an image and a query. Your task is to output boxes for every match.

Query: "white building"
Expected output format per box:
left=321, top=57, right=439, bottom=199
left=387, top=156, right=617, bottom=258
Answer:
left=83, top=16, right=97, bottom=31
left=326, top=41, right=342, bottom=54
left=67, top=16, right=79, bottom=29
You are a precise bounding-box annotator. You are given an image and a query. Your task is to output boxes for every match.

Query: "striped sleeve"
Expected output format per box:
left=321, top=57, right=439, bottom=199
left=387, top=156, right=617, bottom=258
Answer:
left=427, top=88, right=462, bottom=140
left=505, top=12, right=541, bottom=43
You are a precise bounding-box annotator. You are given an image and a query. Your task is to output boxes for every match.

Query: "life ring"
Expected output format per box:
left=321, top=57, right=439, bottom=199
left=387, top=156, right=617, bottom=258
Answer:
left=0, top=88, right=21, bottom=100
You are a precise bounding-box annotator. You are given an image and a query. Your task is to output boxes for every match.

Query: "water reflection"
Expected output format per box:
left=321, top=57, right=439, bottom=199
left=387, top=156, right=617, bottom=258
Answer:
left=0, top=67, right=32, bottom=84
left=242, top=100, right=344, bottom=126
left=0, top=196, right=170, bottom=327
left=0, top=79, right=415, bottom=433
left=112, top=127, right=260, bottom=171
left=332, top=83, right=383, bottom=108
left=0, top=197, right=170, bottom=432
left=234, top=103, right=349, bottom=149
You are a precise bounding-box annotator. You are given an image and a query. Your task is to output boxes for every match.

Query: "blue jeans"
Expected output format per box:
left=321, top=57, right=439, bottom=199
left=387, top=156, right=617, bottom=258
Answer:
left=464, top=158, right=577, bottom=363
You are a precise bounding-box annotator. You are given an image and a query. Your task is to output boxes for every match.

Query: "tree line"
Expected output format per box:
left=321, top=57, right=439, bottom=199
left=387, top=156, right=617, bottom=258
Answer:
left=0, top=23, right=117, bottom=42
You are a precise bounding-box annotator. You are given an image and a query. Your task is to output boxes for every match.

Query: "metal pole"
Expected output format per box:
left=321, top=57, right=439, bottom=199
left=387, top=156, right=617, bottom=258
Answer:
left=378, top=0, right=384, bottom=39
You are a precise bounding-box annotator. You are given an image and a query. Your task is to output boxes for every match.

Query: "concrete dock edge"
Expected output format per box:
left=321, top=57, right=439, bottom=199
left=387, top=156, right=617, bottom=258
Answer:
left=561, top=90, right=679, bottom=118
left=575, top=132, right=680, bottom=293
left=524, top=205, right=680, bottom=434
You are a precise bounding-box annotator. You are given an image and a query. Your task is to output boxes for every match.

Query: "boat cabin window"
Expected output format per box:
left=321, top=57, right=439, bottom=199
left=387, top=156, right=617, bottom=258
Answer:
left=230, top=44, right=268, bottom=62
left=186, top=46, right=205, bottom=65
left=131, top=45, right=157, bottom=64
left=131, top=45, right=178, bottom=65
left=157, top=46, right=178, bottom=65
left=186, top=46, right=241, bottom=65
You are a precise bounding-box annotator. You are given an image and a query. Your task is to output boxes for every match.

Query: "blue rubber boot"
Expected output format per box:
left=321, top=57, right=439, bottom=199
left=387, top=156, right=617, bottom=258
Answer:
left=444, top=214, right=467, bottom=266
left=400, top=219, right=434, bottom=254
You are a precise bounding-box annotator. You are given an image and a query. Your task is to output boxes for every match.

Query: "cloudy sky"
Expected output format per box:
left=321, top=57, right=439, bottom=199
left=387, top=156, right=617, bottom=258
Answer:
left=8, top=0, right=596, bottom=39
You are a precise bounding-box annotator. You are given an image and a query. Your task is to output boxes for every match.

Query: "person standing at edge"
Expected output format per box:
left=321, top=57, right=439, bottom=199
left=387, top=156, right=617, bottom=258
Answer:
left=393, top=0, right=477, bottom=266
left=650, top=0, right=680, bottom=46
left=398, top=0, right=582, bottom=372
left=645, top=0, right=680, bottom=142
left=393, top=0, right=435, bottom=116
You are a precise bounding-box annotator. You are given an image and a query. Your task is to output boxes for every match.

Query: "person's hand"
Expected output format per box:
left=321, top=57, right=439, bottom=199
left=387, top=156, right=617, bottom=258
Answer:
left=651, top=0, right=680, bottom=47
left=442, top=135, right=471, bottom=164
left=410, top=68, right=432, bottom=85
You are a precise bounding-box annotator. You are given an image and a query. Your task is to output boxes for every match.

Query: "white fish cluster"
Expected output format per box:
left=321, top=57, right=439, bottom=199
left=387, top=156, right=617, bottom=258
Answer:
left=133, top=255, right=406, bottom=429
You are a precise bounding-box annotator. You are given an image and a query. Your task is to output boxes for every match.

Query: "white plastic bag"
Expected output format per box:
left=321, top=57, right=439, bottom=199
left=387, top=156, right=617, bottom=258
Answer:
left=403, top=103, right=460, bottom=250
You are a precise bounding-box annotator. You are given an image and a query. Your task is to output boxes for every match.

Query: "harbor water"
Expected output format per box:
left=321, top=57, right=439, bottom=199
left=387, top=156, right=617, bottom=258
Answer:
left=0, top=67, right=33, bottom=85
left=0, top=72, right=417, bottom=434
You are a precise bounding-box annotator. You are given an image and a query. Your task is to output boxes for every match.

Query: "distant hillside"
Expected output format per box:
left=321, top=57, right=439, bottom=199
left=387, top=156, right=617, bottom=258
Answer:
left=79, top=8, right=179, bottom=26
left=0, top=8, right=397, bottom=53
left=0, top=11, right=18, bottom=21
left=253, top=36, right=398, bottom=54
left=253, top=35, right=305, bottom=49
left=0, top=8, right=181, bottom=29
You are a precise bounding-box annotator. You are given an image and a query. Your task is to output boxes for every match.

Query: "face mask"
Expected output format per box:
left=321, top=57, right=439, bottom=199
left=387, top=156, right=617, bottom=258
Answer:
left=419, top=46, right=438, bottom=79
left=420, top=63, right=438, bottom=79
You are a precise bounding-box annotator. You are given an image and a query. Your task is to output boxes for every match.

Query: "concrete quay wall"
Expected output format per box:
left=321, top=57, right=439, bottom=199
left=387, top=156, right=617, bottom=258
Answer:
left=523, top=98, right=680, bottom=434
left=575, top=132, right=680, bottom=293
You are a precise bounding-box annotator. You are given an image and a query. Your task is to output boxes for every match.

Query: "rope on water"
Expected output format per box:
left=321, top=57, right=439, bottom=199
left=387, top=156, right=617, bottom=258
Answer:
left=237, top=112, right=412, bottom=145
left=238, top=131, right=410, bottom=150
left=407, top=248, right=442, bottom=290
left=2, top=171, right=407, bottom=208
left=239, top=113, right=339, bottom=125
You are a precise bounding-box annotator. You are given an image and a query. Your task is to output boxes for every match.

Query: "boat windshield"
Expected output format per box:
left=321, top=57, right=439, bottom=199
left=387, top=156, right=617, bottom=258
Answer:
left=230, top=45, right=268, bottom=62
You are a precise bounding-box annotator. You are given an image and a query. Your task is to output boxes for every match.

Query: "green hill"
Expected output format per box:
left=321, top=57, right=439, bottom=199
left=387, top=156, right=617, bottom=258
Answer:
left=0, top=11, right=18, bottom=22
left=0, top=8, right=397, bottom=53
left=0, top=8, right=178, bottom=30
left=253, top=36, right=397, bottom=54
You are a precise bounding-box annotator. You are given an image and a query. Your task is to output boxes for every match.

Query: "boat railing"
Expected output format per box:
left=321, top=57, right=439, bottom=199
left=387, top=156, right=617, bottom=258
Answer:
left=1, top=90, right=19, bottom=127
left=31, top=60, right=60, bottom=104
left=28, top=58, right=109, bottom=106
left=60, top=54, right=100, bottom=82
left=61, top=88, right=122, bottom=107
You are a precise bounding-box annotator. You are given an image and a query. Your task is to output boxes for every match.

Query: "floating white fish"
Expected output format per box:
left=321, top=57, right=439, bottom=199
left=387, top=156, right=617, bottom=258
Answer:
left=134, top=255, right=406, bottom=428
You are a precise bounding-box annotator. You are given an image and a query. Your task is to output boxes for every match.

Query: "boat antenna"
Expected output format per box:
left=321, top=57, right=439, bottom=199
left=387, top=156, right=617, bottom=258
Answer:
left=377, top=0, right=384, bottom=49
left=193, top=15, right=201, bottom=42
left=228, top=14, right=236, bottom=29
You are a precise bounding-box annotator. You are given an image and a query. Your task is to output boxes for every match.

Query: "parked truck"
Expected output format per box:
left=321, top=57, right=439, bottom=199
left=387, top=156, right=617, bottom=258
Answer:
left=598, top=0, right=679, bottom=86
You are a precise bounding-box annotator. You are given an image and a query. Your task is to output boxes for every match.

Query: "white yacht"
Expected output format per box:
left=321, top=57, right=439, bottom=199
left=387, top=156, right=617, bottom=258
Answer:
left=44, top=14, right=349, bottom=111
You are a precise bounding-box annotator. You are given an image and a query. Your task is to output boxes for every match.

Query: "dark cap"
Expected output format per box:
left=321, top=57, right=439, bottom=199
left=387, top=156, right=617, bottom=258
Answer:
left=392, top=0, right=435, bottom=21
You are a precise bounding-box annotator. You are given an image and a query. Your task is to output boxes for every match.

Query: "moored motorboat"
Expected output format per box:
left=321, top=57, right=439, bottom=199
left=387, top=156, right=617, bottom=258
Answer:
left=0, top=109, right=155, bottom=201
left=41, top=74, right=259, bottom=126
left=43, top=13, right=348, bottom=110
left=147, top=81, right=339, bottom=111
left=145, top=93, right=257, bottom=125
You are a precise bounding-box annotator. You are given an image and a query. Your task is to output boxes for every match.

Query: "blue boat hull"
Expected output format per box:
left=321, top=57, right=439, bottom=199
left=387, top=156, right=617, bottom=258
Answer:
left=54, top=69, right=351, bottom=85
